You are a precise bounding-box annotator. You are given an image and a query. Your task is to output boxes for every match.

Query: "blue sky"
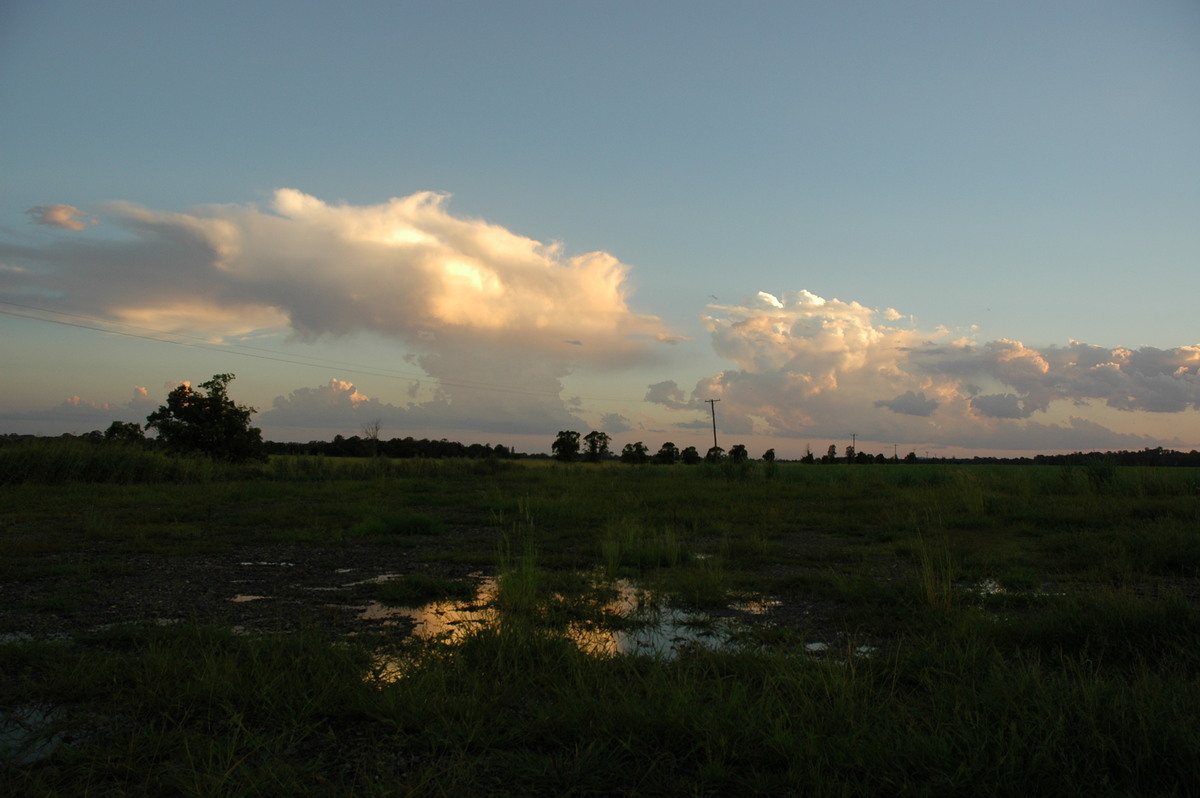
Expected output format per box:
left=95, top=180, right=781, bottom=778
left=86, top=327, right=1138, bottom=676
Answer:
left=2, top=0, right=1198, bottom=457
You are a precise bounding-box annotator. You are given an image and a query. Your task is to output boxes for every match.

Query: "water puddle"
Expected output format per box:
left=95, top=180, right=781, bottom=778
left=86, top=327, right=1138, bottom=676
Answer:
left=361, top=576, right=757, bottom=662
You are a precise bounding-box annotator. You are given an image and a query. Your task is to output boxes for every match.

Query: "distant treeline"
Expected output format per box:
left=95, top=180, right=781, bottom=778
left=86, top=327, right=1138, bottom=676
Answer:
left=4, top=433, right=1198, bottom=467
left=957, top=447, right=1200, bottom=467
left=262, top=435, right=526, bottom=460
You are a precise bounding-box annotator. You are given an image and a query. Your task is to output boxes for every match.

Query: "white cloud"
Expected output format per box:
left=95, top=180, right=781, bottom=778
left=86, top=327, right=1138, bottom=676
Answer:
left=648, top=289, right=1200, bottom=450
left=3, top=190, right=676, bottom=435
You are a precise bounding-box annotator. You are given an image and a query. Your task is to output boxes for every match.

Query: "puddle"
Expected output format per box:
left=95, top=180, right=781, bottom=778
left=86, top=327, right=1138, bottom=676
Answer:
left=0, top=705, right=69, bottom=766
left=363, top=576, right=760, bottom=670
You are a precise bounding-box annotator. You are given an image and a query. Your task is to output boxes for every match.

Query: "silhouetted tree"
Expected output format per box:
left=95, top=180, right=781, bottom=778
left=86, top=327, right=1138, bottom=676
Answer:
left=653, top=441, right=680, bottom=465
left=145, top=373, right=264, bottom=462
left=762, top=448, right=776, bottom=463
left=822, top=444, right=837, bottom=464
left=680, top=445, right=703, bottom=465
left=104, top=421, right=144, bottom=444
left=583, top=430, right=611, bottom=463
left=705, top=446, right=726, bottom=464
left=361, top=419, right=382, bottom=457
left=620, top=441, right=649, bottom=464
left=728, top=444, right=748, bottom=464
left=552, top=430, right=581, bottom=462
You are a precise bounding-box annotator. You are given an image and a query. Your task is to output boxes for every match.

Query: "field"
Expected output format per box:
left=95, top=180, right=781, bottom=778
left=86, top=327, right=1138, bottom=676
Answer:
left=3, top=440, right=1200, bottom=795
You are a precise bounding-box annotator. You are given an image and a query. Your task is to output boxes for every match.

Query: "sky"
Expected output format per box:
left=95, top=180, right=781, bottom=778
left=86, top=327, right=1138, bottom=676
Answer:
left=2, top=0, right=1198, bottom=458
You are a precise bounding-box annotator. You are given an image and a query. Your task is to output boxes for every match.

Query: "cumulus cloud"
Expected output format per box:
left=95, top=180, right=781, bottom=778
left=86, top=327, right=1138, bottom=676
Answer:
left=647, top=289, right=1200, bottom=450
left=3, top=189, right=675, bottom=433
left=26, top=204, right=96, bottom=231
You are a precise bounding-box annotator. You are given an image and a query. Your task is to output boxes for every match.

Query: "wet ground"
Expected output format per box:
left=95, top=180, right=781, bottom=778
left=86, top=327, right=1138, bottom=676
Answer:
left=0, top=538, right=868, bottom=656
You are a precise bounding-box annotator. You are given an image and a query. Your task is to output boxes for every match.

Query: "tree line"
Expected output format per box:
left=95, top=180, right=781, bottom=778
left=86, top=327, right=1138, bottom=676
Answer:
left=13, top=373, right=1198, bottom=468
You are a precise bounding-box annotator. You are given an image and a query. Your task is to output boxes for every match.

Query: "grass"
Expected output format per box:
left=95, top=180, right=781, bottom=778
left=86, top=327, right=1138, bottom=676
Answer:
left=3, top=445, right=1200, bottom=793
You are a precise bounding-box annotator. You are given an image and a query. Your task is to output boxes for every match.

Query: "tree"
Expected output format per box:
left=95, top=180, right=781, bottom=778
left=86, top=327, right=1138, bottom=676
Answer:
left=705, top=446, right=726, bottom=464
left=551, top=430, right=581, bottom=462
left=620, top=441, right=649, bottom=464
left=145, top=373, right=264, bottom=462
left=104, top=420, right=144, bottom=444
left=680, top=446, right=703, bottom=465
left=822, top=444, right=837, bottom=464
left=728, top=444, right=748, bottom=464
left=361, top=419, right=382, bottom=457
left=762, top=448, right=776, bottom=463
left=583, top=430, right=611, bottom=463
left=653, top=441, right=680, bottom=465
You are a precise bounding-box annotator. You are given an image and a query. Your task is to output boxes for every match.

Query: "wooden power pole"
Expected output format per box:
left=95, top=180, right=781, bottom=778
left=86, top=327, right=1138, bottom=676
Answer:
left=705, top=398, right=720, bottom=451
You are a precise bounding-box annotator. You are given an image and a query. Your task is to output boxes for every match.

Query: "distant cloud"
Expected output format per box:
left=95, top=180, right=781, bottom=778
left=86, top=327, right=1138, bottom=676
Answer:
left=3, top=189, right=677, bottom=431
left=599, top=412, right=633, bottom=433
left=26, top=204, right=95, bottom=231
left=644, top=380, right=696, bottom=410
left=647, top=289, right=1199, bottom=450
left=259, top=375, right=582, bottom=437
left=875, top=390, right=939, bottom=417
left=0, top=386, right=156, bottom=431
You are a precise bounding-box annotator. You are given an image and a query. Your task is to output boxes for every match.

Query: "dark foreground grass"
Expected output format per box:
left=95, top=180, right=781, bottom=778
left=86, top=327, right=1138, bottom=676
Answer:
left=3, top=448, right=1200, bottom=794
left=4, top=598, right=1199, bottom=796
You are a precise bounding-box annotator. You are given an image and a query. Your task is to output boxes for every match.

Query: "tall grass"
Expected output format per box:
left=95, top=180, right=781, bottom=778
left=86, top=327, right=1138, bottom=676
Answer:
left=0, top=438, right=225, bottom=484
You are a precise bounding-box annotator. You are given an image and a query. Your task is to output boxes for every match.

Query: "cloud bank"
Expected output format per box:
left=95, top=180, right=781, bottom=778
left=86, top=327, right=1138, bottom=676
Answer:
left=4, top=190, right=672, bottom=433
left=647, top=290, right=1199, bottom=451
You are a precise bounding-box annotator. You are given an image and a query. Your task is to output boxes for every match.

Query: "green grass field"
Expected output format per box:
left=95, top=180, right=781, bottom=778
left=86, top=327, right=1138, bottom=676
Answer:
left=3, top=440, right=1199, bottom=795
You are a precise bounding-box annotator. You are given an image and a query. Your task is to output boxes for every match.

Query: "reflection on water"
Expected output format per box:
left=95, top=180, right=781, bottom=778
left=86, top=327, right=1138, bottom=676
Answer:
left=363, top=576, right=751, bottom=659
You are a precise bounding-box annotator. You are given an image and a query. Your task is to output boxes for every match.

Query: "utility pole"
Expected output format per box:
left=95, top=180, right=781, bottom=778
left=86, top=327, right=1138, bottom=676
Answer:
left=705, top=398, right=720, bottom=451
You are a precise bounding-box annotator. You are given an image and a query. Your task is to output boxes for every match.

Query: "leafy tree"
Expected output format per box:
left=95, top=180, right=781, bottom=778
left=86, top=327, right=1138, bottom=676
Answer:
left=551, top=430, right=581, bottom=462
left=620, top=441, right=649, bottom=464
left=104, top=420, right=144, bottom=444
left=583, top=430, right=611, bottom=463
left=822, top=444, right=837, bottom=464
left=145, top=373, right=264, bottom=462
left=845, top=445, right=856, bottom=463
left=680, top=446, right=703, bottom=465
left=704, top=446, right=726, bottom=464
left=762, top=448, right=776, bottom=463
left=653, top=441, right=680, bottom=465
left=728, top=444, right=748, bottom=464
left=801, top=445, right=815, bottom=465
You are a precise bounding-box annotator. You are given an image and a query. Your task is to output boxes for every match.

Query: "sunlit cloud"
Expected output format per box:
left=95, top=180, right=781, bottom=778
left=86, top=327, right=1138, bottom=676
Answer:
left=647, top=290, right=1200, bottom=451
left=2, top=189, right=676, bottom=433
left=26, top=204, right=96, bottom=231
